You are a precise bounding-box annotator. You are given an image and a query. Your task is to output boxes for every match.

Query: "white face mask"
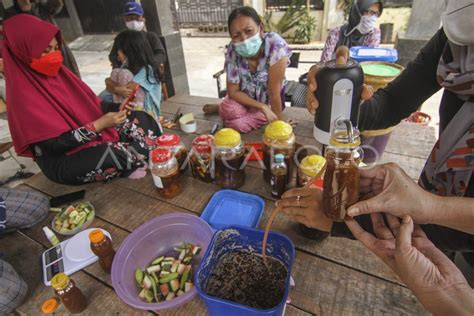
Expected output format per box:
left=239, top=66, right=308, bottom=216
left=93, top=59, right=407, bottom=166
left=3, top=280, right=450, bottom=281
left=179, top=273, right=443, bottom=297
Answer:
left=442, top=0, right=474, bottom=46
left=126, top=20, right=145, bottom=31
left=356, top=15, right=378, bottom=34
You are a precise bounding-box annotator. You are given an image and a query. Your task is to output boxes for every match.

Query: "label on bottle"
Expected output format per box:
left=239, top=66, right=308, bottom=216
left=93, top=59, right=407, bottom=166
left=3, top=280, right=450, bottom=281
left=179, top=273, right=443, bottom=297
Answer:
left=152, top=174, right=163, bottom=188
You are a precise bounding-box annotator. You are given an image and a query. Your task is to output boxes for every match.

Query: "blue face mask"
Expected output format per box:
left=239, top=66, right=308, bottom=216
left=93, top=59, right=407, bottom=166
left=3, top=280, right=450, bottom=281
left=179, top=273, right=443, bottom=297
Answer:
left=234, top=32, right=263, bottom=58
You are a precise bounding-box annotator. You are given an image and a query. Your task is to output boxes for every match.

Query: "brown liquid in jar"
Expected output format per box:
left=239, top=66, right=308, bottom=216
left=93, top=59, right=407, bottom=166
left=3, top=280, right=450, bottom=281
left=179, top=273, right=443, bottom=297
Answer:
left=175, top=148, right=189, bottom=173
left=157, top=169, right=182, bottom=198
left=54, top=279, right=87, bottom=314
left=322, top=150, right=359, bottom=222
left=215, top=153, right=245, bottom=188
left=190, top=154, right=213, bottom=183
left=90, top=236, right=115, bottom=274
left=263, top=146, right=293, bottom=184
left=270, top=173, right=286, bottom=198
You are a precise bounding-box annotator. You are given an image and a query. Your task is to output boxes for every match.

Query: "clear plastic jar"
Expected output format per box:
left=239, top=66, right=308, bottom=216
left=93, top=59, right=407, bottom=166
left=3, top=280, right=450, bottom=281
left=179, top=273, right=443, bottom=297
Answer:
left=297, top=154, right=327, bottom=188
left=323, top=119, right=363, bottom=222
left=262, top=121, right=296, bottom=184
left=150, top=147, right=182, bottom=198
left=51, top=273, right=87, bottom=314
left=190, top=135, right=214, bottom=183
left=156, top=134, right=188, bottom=173
left=213, top=128, right=246, bottom=189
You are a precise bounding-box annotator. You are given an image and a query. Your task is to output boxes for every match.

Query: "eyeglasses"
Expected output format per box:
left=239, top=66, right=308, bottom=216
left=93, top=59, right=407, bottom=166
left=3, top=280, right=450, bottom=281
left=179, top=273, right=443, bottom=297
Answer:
left=364, top=9, right=380, bottom=17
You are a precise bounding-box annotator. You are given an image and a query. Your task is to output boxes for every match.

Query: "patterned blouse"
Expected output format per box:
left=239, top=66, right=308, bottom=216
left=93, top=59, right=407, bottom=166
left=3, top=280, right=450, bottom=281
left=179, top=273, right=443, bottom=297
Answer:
left=225, top=32, right=292, bottom=105
left=320, top=26, right=381, bottom=63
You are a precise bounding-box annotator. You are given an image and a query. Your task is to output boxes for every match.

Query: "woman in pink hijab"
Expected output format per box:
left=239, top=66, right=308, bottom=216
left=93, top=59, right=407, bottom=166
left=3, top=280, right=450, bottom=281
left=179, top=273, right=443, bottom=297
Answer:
left=3, top=14, right=162, bottom=184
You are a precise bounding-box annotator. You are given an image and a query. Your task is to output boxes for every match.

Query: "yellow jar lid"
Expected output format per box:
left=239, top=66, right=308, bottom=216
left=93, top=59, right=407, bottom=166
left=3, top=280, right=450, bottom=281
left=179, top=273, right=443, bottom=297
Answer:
left=51, top=272, right=69, bottom=291
left=300, top=155, right=327, bottom=177
left=214, top=128, right=241, bottom=148
left=264, top=120, right=293, bottom=140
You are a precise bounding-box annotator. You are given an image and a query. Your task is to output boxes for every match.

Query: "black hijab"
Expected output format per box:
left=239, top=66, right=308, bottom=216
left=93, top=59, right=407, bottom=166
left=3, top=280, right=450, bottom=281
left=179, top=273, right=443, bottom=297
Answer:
left=336, top=0, right=383, bottom=49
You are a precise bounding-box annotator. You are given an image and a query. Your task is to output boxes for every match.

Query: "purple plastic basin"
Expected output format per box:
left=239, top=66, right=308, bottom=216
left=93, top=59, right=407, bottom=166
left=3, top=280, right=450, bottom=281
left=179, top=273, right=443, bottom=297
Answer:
left=111, top=213, right=214, bottom=311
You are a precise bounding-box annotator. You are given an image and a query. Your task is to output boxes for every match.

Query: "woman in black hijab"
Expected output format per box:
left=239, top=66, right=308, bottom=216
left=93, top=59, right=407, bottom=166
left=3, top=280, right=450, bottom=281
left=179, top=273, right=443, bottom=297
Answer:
left=320, top=0, right=383, bottom=63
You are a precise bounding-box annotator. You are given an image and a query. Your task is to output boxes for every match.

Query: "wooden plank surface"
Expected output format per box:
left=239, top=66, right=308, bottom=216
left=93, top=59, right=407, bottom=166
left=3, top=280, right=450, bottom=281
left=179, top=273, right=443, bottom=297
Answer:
left=0, top=232, right=143, bottom=315
left=7, top=95, right=437, bottom=315
left=21, top=174, right=426, bottom=314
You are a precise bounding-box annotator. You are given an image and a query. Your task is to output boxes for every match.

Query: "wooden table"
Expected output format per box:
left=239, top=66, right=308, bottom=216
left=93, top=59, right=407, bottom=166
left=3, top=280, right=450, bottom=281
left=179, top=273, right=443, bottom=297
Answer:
left=1, top=95, right=437, bottom=315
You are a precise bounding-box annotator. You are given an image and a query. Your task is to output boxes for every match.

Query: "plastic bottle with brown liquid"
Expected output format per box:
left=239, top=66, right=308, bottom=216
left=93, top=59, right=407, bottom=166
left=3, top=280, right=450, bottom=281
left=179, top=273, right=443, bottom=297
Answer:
left=89, top=229, right=115, bottom=273
left=323, top=119, right=363, bottom=222
left=270, top=154, right=287, bottom=198
left=50, top=273, right=87, bottom=314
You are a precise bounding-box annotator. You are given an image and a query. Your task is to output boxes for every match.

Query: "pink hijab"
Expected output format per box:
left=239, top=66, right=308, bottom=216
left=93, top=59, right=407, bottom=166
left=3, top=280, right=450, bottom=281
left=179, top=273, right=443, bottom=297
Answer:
left=3, top=14, right=119, bottom=157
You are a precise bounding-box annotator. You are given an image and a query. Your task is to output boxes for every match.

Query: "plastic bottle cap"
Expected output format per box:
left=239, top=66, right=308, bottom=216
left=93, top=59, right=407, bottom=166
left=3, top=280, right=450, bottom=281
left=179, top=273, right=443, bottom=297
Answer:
left=192, top=135, right=213, bottom=154
left=41, top=298, right=59, bottom=314
left=264, top=120, right=293, bottom=140
left=275, top=154, right=285, bottom=163
left=213, top=128, right=241, bottom=148
left=89, top=229, right=105, bottom=244
left=301, top=155, right=327, bottom=177
left=51, top=272, right=69, bottom=291
left=151, top=147, right=173, bottom=164
left=156, top=134, right=180, bottom=146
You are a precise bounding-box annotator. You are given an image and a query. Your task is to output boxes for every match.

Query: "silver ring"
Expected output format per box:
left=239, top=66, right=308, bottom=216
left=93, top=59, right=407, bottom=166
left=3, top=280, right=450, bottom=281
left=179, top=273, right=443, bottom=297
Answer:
left=296, top=195, right=301, bottom=207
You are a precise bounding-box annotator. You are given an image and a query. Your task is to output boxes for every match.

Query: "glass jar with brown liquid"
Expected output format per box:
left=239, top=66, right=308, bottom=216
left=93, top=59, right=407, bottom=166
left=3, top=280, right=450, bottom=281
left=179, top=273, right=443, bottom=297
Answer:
left=213, top=128, right=245, bottom=189
left=51, top=273, right=87, bottom=314
left=190, top=135, right=214, bottom=183
left=263, top=121, right=295, bottom=185
left=150, top=147, right=182, bottom=198
left=156, top=134, right=189, bottom=173
left=323, top=119, right=363, bottom=222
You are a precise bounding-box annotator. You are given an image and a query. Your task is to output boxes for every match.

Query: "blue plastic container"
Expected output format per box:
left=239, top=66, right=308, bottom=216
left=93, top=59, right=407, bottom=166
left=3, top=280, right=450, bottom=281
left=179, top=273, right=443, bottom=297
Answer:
left=201, top=190, right=264, bottom=231
left=350, top=46, right=398, bottom=63
left=195, top=226, right=295, bottom=316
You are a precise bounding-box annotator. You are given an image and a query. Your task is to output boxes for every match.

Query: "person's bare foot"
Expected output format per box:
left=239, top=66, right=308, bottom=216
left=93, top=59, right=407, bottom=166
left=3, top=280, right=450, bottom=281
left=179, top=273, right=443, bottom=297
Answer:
left=202, top=104, right=219, bottom=114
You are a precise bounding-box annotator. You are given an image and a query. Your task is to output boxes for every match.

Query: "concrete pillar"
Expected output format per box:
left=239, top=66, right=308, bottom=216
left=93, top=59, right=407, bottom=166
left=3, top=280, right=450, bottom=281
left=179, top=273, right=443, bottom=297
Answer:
left=395, top=0, right=445, bottom=66
left=54, top=0, right=83, bottom=42
left=321, top=0, right=340, bottom=41
left=141, top=0, right=189, bottom=96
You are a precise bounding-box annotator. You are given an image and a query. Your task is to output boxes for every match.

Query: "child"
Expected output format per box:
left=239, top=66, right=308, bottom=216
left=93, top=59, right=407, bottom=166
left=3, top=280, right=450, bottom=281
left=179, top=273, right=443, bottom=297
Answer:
left=110, top=30, right=162, bottom=119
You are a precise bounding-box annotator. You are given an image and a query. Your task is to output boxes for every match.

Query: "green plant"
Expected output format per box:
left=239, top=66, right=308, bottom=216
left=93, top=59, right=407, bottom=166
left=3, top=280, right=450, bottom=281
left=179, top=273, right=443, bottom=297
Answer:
left=337, top=0, right=354, bottom=19
left=263, top=0, right=307, bottom=36
left=294, top=11, right=317, bottom=44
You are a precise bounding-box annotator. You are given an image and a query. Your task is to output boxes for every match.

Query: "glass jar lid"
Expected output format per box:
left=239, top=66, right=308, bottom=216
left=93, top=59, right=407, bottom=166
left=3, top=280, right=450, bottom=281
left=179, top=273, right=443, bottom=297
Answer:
left=192, top=135, right=213, bottom=154
left=300, top=155, right=326, bottom=177
left=51, top=272, right=69, bottom=291
left=264, top=120, right=293, bottom=140
left=156, top=134, right=180, bottom=146
left=151, top=147, right=173, bottom=163
left=214, top=128, right=241, bottom=148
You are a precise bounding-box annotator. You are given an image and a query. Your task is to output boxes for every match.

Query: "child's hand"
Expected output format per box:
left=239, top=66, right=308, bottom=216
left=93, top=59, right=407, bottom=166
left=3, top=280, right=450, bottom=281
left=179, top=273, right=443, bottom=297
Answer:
left=114, top=85, right=133, bottom=98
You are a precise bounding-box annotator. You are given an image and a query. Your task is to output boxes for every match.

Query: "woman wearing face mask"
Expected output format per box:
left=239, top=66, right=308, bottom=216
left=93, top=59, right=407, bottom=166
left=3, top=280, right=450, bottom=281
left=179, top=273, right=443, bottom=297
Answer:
left=103, top=1, right=166, bottom=103
left=0, top=0, right=81, bottom=78
left=209, top=6, right=292, bottom=133
left=3, top=14, right=162, bottom=185
left=320, top=0, right=382, bottom=63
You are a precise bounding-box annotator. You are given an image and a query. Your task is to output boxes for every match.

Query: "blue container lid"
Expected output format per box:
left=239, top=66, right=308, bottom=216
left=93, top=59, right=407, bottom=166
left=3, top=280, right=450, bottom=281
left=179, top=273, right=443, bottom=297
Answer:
left=200, top=190, right=264, bottom=231
left=350, top=46, right=398, bottom=63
